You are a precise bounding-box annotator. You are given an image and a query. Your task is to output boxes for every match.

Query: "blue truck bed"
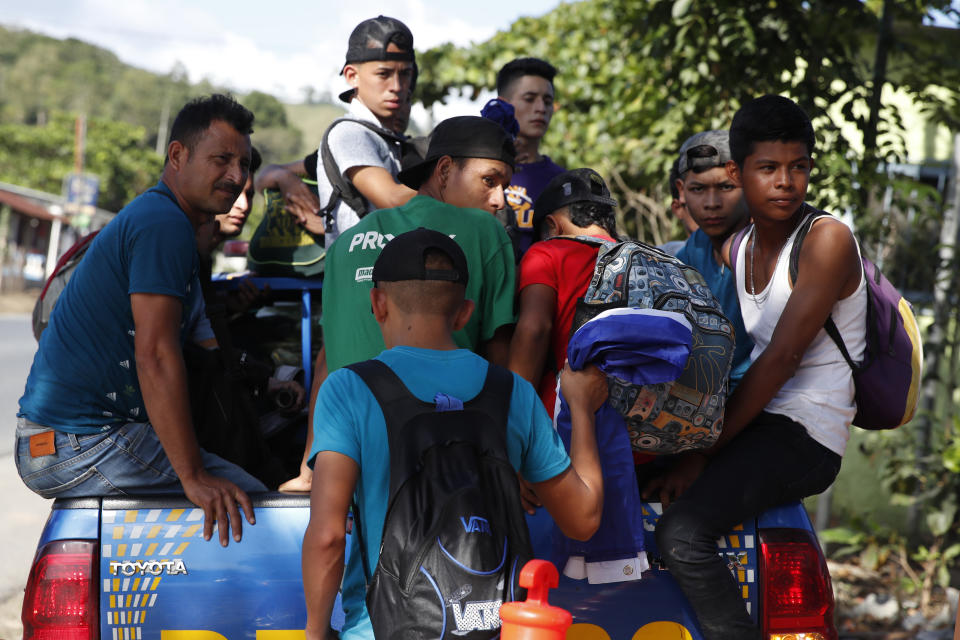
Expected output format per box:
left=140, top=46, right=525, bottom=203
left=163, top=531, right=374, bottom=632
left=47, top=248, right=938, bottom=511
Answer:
left=23, top=493, right=834, bottom=640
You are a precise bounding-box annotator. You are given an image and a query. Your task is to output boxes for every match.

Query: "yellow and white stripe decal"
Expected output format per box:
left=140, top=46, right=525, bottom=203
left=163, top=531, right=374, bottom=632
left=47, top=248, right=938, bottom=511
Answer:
left=103, top=508, right=204, bottom=640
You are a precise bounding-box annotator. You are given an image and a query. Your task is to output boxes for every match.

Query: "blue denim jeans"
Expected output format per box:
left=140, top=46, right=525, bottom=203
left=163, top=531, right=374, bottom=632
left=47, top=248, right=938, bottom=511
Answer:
left=654, top=412, right=842, bottom=640
left=15, top=416, right=267, bottom=498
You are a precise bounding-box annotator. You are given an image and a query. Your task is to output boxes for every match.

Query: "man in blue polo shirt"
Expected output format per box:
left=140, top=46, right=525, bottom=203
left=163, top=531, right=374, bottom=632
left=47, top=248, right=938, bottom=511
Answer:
left=15, top=94, right=263, bottom=546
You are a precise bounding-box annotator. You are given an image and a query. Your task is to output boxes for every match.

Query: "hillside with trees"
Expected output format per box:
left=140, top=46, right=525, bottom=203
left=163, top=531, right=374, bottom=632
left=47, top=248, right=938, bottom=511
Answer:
left=0, top=25, right=340, bottom=212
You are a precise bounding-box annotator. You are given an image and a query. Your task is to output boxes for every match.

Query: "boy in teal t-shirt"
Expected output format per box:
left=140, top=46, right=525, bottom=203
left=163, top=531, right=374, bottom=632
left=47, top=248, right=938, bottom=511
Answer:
left=673, top=129, right=753, bottom=388
left=301, top=229, right=608, bottom=640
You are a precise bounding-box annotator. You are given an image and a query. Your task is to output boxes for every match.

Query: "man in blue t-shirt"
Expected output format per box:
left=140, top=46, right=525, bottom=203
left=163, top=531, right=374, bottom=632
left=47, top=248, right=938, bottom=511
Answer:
left=301, top=228, right=607, bottom=640
left=16, top=94, right=263, bottom=547
left=674, top=129, right=753, bottom=388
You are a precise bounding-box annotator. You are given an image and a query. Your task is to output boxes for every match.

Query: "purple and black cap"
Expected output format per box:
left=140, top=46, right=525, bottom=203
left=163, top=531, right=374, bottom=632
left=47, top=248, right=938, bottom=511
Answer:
left=372, top=227, right=469, bottom=287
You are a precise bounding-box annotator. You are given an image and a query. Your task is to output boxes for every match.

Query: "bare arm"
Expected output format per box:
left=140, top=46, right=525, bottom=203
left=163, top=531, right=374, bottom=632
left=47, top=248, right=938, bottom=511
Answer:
left=132, top=293, right=255, bottom=545
left=303, top=451, right=358, bottom=640
left=482, top=324, right=514, bottom=368
left=509, top=284, right=556, bottom=387
left=256, top=160, right=324, bottom=234
left=346, top=165, right=416, bottom=210
left=278, top=344, right=329, bottom=493
left=532, top=363, right=606, bottom=541
left=715, top=218, right=860, bottom=447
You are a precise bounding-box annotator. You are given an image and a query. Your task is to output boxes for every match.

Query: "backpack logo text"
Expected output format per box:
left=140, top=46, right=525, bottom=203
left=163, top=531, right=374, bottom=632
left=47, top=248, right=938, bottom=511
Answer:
left=460, top=516, right=491, bottom=535
left=450, top=599, right=502, bottom=632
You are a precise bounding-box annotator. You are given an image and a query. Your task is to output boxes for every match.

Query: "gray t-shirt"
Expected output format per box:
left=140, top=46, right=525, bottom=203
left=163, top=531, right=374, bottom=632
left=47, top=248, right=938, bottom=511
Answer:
left=316, top=101, right=403, bottom=248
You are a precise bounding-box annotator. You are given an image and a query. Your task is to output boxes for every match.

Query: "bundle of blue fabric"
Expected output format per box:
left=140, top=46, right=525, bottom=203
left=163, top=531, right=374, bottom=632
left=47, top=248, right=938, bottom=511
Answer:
left=553, top=308, right=692, bottom=583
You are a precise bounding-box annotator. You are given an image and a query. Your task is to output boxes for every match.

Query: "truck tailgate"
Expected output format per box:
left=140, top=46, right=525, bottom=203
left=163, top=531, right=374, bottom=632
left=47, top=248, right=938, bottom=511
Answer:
left=100, top=494, right=315, bottom=640
left=89, top=496, right=760, bottom=639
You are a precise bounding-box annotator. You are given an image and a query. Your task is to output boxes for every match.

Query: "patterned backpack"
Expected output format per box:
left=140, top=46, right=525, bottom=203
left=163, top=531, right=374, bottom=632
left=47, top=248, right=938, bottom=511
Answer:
left=571, top=238, right=735, bottom=454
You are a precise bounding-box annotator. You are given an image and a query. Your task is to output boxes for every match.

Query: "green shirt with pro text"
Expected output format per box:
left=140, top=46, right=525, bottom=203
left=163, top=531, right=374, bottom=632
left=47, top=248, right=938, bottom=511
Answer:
left=322, top=195, right=517, bottom=372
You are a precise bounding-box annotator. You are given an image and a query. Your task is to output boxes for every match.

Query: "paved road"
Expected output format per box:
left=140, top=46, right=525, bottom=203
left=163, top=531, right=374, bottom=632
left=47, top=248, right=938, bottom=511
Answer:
left=0, top=315, right=35, bottom=455
left=0, top=314, right=49, bottom=639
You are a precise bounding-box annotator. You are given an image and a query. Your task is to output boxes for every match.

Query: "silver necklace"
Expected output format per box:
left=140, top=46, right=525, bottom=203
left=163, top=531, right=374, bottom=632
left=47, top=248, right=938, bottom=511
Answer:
left=749, top=204, right=809, bottom=308
left=748, top=230, right=777, bottom=308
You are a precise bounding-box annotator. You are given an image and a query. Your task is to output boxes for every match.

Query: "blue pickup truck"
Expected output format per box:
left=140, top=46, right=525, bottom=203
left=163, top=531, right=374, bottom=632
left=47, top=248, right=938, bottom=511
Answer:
left=21, top=492, right=837, bottom=639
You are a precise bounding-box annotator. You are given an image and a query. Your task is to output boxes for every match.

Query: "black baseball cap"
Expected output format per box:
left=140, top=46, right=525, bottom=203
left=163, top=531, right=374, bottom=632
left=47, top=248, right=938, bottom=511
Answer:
left=397, top=116, right=516, bottom=189
left=339, top=16, right=417, bottom=103
left=372, top=227, right=469, bottom=286
left=533, top=168, right=617, bottom=235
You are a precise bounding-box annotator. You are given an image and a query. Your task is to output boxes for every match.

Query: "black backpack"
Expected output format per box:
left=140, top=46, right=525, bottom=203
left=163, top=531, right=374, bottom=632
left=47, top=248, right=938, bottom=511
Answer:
left=345, top=360, right=533, bottom=640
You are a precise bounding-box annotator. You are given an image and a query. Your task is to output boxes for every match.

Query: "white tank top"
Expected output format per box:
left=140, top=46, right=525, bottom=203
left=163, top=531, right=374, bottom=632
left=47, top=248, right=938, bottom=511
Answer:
left=735, top=212, right=867, bottom=455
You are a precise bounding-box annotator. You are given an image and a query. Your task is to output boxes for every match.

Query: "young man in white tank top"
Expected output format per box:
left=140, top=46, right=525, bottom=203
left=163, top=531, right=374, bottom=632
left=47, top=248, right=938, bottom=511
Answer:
left=644, top=95, right=867, bottom=640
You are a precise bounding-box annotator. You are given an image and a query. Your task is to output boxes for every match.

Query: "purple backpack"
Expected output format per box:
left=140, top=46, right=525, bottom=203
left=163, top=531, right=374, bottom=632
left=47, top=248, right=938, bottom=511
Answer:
left=731, top=208, right=923, bottom=430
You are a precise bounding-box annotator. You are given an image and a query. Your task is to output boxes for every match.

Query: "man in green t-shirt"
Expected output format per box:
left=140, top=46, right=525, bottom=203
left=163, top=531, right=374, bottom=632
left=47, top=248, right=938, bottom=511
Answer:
left=280, top=115, right=518, bottom=492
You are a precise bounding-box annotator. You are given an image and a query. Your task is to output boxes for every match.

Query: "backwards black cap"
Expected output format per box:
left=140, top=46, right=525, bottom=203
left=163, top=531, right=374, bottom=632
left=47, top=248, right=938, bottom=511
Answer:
left=533, top=168, right=618, bottom=237
left=341, top=16, right=415, bottom=72
left=372, top=227, right=469, bottom=286
left=338, top=16, right=417, bottom=104
left=397, top=116, right=516, bottom=190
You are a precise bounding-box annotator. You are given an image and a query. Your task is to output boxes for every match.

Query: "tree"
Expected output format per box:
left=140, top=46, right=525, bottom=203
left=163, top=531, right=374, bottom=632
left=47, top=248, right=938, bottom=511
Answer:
left=243, top=90, right=289, bottom=129
left=415, top=0, right=960, bottom=247
left=0, top=113, right=162, bottom=212
left=0, top=25, right=313, bottom=213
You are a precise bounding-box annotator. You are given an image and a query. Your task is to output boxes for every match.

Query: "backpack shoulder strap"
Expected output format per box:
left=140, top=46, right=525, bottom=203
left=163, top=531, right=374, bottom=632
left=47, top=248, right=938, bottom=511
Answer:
left=728, top=224, right=752, bottom=279
left=319, top=118, right=407, bottom=225
left=569, top=234, right=613, bottom=247
left=787, top=206, right=829, bottom=285
left=823, top=314, right=859, bottom=371
left=463, top=363, right=514, bottom=441
left=343, top=359, right=429, bottom=582
left=38, top=230, right=100, bottom=300
left=786, top=206, right=859, bottom=371
left=344, top=358, right=430, bottom=432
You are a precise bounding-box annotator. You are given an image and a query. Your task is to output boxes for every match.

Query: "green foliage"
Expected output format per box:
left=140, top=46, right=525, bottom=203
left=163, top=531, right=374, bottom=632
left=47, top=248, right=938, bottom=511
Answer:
left=830, top=405, right=960, bottom=603
left=243, top=91, right=289, bottom=129
left=0, top=24, right=306, bottom=204
left=913, top=543, right=960, bottom=591
left=415, top=0, right=959, bottom=249
left=283, top=102, right=347, bottom=156
left=252, top=126, right=304, bottom=167
left=820, top=522, right=901, bottom=570
left=0, top=113, right=162, bottom=212
left=413, top=0, right=960, bottom=603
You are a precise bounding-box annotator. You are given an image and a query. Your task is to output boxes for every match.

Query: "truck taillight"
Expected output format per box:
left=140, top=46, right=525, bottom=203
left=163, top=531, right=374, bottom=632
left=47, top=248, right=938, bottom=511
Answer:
left=22, top=540, right=98, bottom=640
left=759, top=528, right=837, bottom=640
